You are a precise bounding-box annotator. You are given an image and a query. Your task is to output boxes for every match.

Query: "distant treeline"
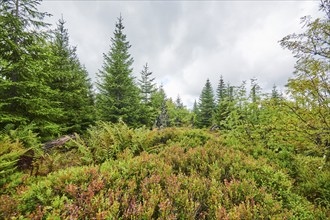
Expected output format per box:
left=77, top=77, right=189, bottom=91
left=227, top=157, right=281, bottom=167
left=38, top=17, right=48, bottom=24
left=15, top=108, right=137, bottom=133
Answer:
left=0, top=0, right=329, bottom=154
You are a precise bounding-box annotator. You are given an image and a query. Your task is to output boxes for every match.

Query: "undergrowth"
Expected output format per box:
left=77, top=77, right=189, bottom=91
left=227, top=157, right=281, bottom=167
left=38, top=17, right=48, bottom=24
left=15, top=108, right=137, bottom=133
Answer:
left=0, top=122, right=329, bottom=219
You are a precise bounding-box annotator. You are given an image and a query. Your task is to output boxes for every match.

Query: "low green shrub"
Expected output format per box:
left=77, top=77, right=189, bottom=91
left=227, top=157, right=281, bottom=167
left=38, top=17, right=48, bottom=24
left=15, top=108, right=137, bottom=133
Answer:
left=1, top=142, right=326, bottom=219
left=71, top=124, right=211, bottom=165
left=0, top=123, right=41, bottom=148
left=0, top=125, right=328, bottom=219
left=0, top=139, right=27, bottom=191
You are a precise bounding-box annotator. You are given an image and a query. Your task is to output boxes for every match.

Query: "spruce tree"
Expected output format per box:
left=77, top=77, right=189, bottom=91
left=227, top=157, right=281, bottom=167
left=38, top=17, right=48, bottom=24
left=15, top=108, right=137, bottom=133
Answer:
left=154, top=99, right=169, bottom=129
left=191, top=100, right=199, bottom=127
left=271, top=84, right=281, bottom=100
left=0, top=0, right=50, bottom=28
left=236, top=81, right=247, bottom=109
left=250, top=78, right=261, bottom=104
left=49, top=17, right=95, bottom=133
left=150, top=85, right=167, bottom=127
left=175, top=94, right=184, bottom=109
left=167, top=95, right=190, bottom=127
left=197, top=79, right=215, bottom=128
left=138, top=63, right=156, bottom=104
left=216, top=75, right=226, bottom=105
left=227, top=84, right=235, bottom=102
left=96, top=15, right=141, bottom=127
left=137, top=63, right=157, bottom=127
left=0, top=0, right=63, bottom=138
left=150, top=84, right=166, bottom=111
left=192, top=100, right=199, bottom=115
left=244, top=78, right=262, bottom=129
left=214, top=76, right=230, bottom=127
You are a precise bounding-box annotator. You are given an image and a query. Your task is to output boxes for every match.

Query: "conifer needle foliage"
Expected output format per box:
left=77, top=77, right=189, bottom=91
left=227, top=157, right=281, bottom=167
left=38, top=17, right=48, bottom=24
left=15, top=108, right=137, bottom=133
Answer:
left=96, top=15, right=141, bottom=127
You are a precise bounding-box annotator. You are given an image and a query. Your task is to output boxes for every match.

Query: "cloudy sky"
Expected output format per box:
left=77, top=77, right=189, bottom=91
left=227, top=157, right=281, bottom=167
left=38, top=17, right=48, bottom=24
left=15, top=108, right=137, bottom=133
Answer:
left=39, top=0, right=320, bottom=108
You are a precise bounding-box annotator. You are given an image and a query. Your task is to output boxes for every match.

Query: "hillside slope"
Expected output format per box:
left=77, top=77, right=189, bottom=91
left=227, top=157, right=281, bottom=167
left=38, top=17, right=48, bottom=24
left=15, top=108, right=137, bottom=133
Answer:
left=0, top=124, right=329, bottom=219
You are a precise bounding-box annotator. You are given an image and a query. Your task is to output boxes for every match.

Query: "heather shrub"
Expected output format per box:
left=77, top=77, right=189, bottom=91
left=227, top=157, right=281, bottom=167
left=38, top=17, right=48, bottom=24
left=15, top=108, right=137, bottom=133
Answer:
left=143, top=127, right=179, bottom=151
left=168, top=128, right=211, bottom=149
left=291, top=154, right=330, bottom=208
left=0, top=125, right=328, bottom=219
left=2, top=141, right=326, bottom=219
left=224, top=124, right=330, bottom=212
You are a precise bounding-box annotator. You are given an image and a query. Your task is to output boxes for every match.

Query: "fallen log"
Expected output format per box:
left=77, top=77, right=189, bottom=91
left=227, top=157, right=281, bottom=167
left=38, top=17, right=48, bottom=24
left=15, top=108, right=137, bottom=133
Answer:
left=210, top=124, right=220, bottom=131
left=42, top=134, right=76, bottom=152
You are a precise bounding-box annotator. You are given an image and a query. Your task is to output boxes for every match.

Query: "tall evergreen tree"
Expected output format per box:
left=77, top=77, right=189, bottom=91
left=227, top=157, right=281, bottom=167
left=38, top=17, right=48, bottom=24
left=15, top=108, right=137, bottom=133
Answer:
left=236, top=81, right=247, bottom=109
left=214, top=76, right=232, bottom=127
left=49, top=17, right=95, bottom=133
left=216, top=75, right=226, bottom=105
left=151, top=84, right=166, bottom=111
left=0, top=0, right=63, bottom=138
left=271, top=84, right=281, bottom=100
left=227, top=83, right=235, bottom=102
left=96, top=15, right=141, bottom=126
left=168, top=95, right=190, bottom=127
left=248, top=78, right=262, bottom=125
left=154, top=99, right=169, bottom=129
left=137, top=63, right=157, bottom=127
left=192, top=100, right=199, bottom=115
left=191, top=100, right=199, bottom=127
left=0, top=0, right=50, bottom=28
left=197, top=79, right=215, bottom=128
left=138, top=63, right=156, bottom=104
left=175, top=94, right=184, bottom=109
left=250, top=78, right=261, bottom=104
left=149, top=85, right=167, bottom=127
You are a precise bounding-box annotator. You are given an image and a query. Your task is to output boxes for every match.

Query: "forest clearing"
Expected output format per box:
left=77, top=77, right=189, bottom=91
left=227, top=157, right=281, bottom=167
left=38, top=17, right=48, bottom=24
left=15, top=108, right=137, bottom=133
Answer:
left=0, top=0, right=329, bottom=219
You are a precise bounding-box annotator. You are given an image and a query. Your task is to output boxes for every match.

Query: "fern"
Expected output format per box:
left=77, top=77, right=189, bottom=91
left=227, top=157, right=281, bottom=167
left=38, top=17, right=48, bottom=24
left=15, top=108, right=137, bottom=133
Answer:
left=0, top=140, right=26, bottom=188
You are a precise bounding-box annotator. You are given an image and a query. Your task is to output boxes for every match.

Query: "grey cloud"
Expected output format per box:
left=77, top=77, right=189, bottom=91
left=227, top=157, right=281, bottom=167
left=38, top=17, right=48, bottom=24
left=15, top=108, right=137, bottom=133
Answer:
left=39, top=1, right=320, bottom=108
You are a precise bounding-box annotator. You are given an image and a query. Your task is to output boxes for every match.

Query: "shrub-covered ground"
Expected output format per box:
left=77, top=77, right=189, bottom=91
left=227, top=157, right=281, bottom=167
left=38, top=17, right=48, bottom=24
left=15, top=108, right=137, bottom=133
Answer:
left=1, top=123, right=329, bottom=219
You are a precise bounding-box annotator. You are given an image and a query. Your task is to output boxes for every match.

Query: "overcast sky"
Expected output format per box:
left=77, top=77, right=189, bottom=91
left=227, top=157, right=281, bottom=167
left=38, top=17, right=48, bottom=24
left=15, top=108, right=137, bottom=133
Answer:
left=39, top=0, right=320, bottom=108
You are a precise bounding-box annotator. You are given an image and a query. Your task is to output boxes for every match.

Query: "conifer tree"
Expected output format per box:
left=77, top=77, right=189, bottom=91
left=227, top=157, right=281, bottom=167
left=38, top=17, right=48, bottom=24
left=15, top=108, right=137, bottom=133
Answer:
left=96, top=15, right=141, bottom=127
left=138, top=63, right=156, bottom=104
left=154, top=100, right=169, bottom=129
left=149, top=85, right=167, bottom=127
left=175, top=94, right=184, bottom=109
left=191, top=100, right=199, bottom=127
left=216, top=75, right=226, bottom=105
left=151, top=84, right=166, bottom=111
left=137, top=63, right=157, bottom=127
left=236, top=81, right=247, bottom=109
left=169, top=95, right=190, bottom=127
left=243, top=78, right=261, bottom=129
left=0, top=0, right=63, bottom=138
left=0, top=0, right=50, bottom=28
left=214, top=76, right=231, bottom=127
left=250, top=78, right=262, bottom=104
left=192, top=100, right=199, bottom=115
left=49, top=17, right=95, bottom=133
left=227, top=83, right=235, bottom=102
left=197, top=79, right=215, bottom=128
left=271, top=84, right=281, bottom=100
